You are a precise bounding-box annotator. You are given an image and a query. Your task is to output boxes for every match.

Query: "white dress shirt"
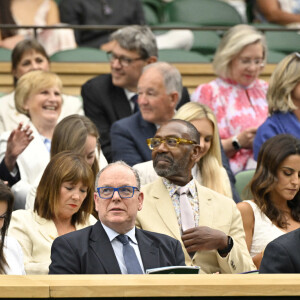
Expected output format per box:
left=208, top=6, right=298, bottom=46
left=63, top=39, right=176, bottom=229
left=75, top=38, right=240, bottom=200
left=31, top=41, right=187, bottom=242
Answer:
left=101, top=223, right=144, bottom=274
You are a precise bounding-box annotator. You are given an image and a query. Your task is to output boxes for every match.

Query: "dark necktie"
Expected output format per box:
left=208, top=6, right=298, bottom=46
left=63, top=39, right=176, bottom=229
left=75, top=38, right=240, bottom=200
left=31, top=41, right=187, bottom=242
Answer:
left=130, top=94, right=139, bottom=113
left=116, top=234, right=143, bottom=274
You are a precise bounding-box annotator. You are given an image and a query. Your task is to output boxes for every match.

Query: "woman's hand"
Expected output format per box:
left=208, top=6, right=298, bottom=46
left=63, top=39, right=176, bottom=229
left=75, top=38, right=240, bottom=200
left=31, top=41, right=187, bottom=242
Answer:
left=237, top=127, right=257, bottom=149
left=4, top=123, right=34, bottom=172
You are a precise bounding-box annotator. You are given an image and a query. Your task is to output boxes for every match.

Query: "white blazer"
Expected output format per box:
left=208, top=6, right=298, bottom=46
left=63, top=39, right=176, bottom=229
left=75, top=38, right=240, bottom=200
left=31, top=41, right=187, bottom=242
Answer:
left=0, top=123, right=50, bottom=207
left=8, top=210, right=97, bottom=274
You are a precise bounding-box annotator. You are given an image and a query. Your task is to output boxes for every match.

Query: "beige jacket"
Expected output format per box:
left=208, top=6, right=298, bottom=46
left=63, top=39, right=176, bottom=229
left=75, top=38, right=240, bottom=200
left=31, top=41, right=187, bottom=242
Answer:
left=8, top=210, right=97, bottom=274
left=136, top=178, right=256, bottom=274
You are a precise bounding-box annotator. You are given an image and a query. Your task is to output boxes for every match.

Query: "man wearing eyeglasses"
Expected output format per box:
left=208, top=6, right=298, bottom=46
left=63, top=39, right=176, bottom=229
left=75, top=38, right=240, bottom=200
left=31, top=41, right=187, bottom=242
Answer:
left=49, top=161, right=185, bottom=274
left=136, top=119, right=256, bottom=274
left=81, top=26, right=190, bottom=163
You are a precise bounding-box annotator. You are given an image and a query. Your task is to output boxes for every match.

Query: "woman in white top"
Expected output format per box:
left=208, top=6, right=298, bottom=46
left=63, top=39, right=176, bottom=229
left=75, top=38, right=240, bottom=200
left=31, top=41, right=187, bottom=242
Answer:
left=237, top=134, right=300, bottom=269
left=0, top=181, right=25, bottom=275
left=8, top=151, right=97, bottom=274
left=26, top=114, right=108, bottom=209
left=134, top=102, right=232, bottom=198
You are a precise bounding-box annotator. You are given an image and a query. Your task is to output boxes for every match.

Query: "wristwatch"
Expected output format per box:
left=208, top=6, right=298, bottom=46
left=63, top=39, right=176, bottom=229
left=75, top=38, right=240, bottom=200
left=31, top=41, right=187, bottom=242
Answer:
left=217, top=236, right=234, bottom=256
left=232, top=136, right=241, bottom=151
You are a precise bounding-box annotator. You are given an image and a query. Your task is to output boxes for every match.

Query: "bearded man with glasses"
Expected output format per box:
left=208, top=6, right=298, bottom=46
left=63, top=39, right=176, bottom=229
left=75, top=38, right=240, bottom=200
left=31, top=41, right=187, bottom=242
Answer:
left=49, top=161, right=185, bottom=274
left=136, top=119, right=256, bottom=274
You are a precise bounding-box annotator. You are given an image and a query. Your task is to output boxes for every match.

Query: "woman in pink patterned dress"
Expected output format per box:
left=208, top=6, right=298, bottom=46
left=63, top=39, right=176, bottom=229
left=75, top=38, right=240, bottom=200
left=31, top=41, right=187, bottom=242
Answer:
left=192, top=25, right=268, bottom=174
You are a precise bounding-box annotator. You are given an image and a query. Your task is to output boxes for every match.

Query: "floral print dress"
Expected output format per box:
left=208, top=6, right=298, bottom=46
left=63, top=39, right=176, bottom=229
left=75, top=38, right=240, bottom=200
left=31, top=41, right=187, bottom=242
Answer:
left=192, top=77, right=268, bottom=174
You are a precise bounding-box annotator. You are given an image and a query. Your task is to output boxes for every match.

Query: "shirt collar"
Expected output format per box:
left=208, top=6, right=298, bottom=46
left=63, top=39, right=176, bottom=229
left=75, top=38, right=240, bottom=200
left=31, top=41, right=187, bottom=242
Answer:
left=124, top=88, right=137, bottom=101
left=101, top=222, right=138, bottom=244
left=162, top=177, right=196, bottom=198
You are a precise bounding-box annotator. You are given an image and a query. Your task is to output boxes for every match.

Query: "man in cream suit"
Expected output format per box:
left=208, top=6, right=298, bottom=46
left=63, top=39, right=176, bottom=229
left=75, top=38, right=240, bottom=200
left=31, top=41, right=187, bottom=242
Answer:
left=136, top=120, right=256, bottom=274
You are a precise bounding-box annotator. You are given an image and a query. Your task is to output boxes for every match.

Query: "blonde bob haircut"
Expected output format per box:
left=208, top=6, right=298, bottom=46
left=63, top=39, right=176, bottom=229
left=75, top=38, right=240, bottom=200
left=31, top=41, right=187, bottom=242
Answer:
left=51, top=115, right=100, bottom=176
left=267, top=52, right=300, bottom=114
left=34, top=151, right=94, bottom=225
left=174, top=102, right=232, bottom=198
left=15, top=70, right=62, bottom=117
left=213, top=24, right=267, bottom=78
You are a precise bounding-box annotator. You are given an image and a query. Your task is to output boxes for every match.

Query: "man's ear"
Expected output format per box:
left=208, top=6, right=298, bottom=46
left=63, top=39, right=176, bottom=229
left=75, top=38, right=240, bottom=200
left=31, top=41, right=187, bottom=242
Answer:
left=146, top=56, right=157, bottom=65
left=169, top=91, right=179, bottom=108
left=94, top=193, right=99, bottom=212
left=137, top=191, right=144, bottom=211
left=190, top=145, right=202, bottom=164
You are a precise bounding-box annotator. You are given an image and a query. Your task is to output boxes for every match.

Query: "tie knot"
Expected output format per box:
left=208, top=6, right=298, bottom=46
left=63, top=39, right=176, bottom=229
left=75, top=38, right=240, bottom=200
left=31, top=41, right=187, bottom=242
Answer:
left=131, top=94, right=138, bottom=104
left=178, top=186, right=189, bottom=195
left=117, top=234, right=129, bottom=245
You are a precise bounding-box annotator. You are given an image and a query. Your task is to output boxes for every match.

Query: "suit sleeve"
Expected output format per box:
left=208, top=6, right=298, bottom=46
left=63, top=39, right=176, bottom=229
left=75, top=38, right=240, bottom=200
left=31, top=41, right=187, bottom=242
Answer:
left=110, top=121, right=143, bottom=166
left=8, top=212, right=50, bottom=275
left=49, top=236, right=80, bottom=274
left=81, top=80, right=112, bottom=162
left=259, top=240, right=295, bottom=274
left=217, top=202, right=256, bottom=273
left=174, top=240, right=186, bottom=266
left=0, top=158, right=20, bottom=187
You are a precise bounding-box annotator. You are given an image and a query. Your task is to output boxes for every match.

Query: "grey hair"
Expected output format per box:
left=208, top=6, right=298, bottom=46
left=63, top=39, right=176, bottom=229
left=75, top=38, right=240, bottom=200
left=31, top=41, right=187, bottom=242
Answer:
left=95, top=161, right=141, bottom=191
left=142, top=62, right=183, bottom=100
left=213, top=24, right=267, bottom=78
left=110, top=25, right=158, bottom=59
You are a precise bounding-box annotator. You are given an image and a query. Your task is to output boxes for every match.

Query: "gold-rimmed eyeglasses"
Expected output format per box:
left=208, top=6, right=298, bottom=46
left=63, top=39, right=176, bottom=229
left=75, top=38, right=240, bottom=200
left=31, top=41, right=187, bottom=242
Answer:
left=147, top=137, right=197, bottom=150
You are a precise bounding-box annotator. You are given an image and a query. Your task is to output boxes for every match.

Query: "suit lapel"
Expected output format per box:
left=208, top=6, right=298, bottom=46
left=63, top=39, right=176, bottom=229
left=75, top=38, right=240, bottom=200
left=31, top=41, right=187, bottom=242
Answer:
left=136, top=229, right=159, bottom=272
left=90, top=222, right=121, bottom=274
left=112, top=87, right=132, bottom=119
left=34, top=212, right=58, bottom=243
left=152, top=178, right=182, bottom=241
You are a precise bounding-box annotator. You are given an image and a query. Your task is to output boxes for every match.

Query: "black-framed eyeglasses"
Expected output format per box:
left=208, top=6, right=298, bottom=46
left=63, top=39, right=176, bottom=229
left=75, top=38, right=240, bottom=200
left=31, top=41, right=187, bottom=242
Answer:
left=107, top=52, right=145, bottom=67
left=97, top=186, right=139, bottom=199
left=147, top=137, right=197, bottom=150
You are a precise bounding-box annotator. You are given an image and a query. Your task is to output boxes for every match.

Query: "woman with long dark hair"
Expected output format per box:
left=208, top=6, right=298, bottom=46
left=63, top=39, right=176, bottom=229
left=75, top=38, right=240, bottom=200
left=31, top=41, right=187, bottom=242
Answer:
left=237, top=134, right=300, bottom=269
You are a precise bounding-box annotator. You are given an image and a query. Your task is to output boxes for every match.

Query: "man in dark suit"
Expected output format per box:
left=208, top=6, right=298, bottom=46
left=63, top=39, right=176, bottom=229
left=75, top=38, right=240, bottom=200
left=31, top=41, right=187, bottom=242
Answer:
left=260, top=228, right=300, bottom=274
left=49, top=161, right=185, bottom=274
left=81, top=26, right=190, bottom=162
left=110, top=62, right=181, bottom=166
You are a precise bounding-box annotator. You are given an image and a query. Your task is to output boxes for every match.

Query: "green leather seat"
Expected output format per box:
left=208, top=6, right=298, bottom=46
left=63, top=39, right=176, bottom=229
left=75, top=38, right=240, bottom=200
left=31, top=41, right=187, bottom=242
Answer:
left=164, top=0, right=243, bottom=26
left=265, top=31, right=300, bottom=55
left=0, top=48, right=12, bottom=62
left=158, top=49, right=210, bottom=63
left=235, top=169, right=255, bottom=200
left=50, top=47, right=108, bottom=62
